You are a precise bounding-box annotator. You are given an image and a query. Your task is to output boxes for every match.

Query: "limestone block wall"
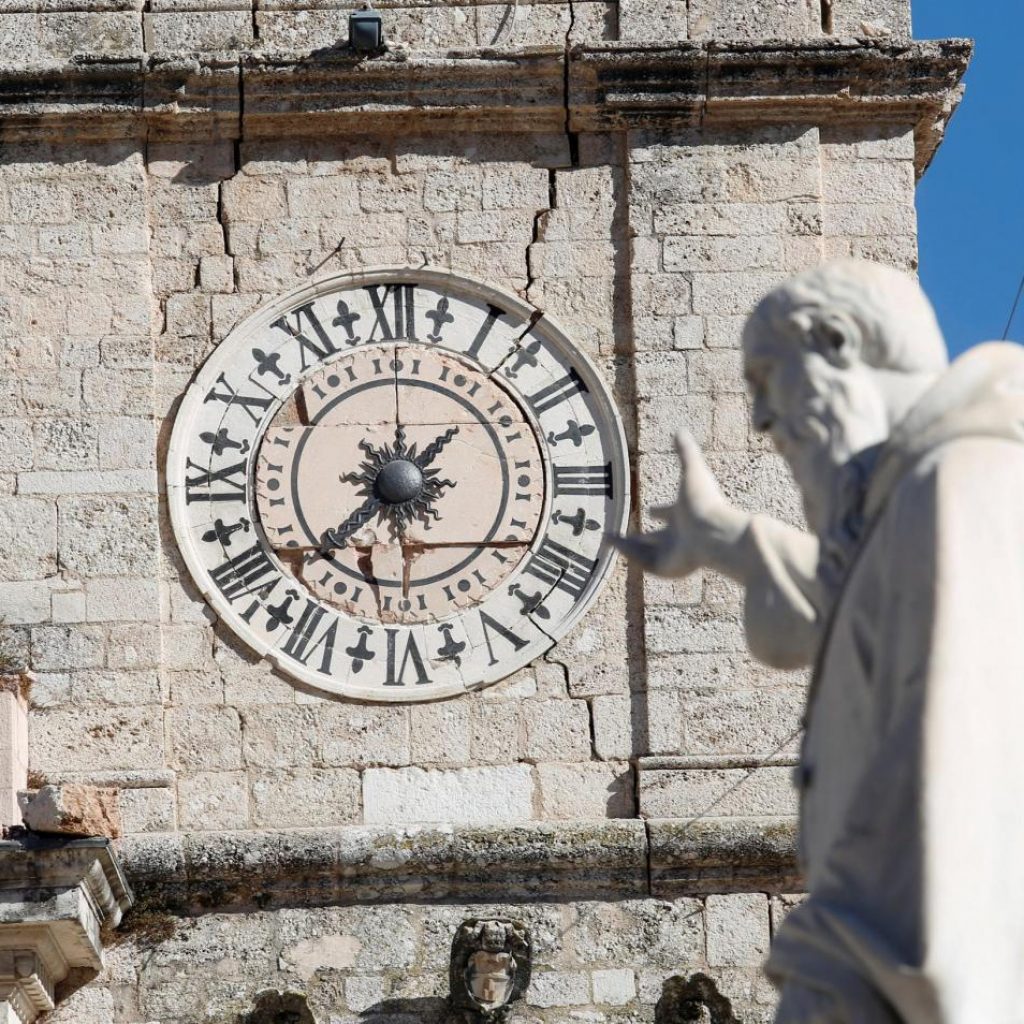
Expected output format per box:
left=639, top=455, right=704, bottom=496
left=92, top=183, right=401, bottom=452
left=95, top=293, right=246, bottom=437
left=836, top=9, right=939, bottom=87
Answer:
left=46, top=891, right=798, bottom=1024
left=0, top=142, right=166, bottom=833
left=3, top=132, right=643, bottom=835
left=0, top=111, right=922, bottom=837
left=627, top=121, right=918, bottom=820
left=0, top=0, right=912, bottom=63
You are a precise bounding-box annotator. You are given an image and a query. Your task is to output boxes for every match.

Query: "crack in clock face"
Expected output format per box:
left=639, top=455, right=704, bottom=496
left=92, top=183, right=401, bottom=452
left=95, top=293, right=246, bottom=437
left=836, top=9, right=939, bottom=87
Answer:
left=170, top=272, right=629, bottom=699
left=320, top=425, right=460, bottom=550
left=255, top=343, right=546, bottom=625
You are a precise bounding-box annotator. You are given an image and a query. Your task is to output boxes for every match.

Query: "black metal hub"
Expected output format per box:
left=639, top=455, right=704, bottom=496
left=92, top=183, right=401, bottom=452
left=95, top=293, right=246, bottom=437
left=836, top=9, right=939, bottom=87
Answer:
left=322, top=425, right=460, bottom=550
left=375, top=459, right=425, bottom=504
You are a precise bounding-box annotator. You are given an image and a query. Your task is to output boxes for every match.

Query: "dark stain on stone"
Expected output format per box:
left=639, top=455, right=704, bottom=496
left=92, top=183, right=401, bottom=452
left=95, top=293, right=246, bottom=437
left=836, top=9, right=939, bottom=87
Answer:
left=655, top=973, right=741, bottom=1024
left=239, top=991, right=316, bottom=1024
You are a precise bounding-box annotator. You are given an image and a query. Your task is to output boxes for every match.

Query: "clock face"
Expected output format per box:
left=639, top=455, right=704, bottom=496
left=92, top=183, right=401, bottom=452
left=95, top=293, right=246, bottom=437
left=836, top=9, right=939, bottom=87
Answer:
left=167, top=268, right=629, bottom=701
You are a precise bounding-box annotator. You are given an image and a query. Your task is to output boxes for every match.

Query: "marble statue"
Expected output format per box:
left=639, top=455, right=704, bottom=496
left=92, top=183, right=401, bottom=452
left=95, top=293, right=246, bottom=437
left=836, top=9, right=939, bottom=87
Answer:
left=613, top=259, right=1024, bottom=1023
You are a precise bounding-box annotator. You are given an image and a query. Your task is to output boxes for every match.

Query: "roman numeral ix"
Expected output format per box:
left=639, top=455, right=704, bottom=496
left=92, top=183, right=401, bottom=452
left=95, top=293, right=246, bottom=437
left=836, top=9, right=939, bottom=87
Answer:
left=185, top=457, right=247, bottom=504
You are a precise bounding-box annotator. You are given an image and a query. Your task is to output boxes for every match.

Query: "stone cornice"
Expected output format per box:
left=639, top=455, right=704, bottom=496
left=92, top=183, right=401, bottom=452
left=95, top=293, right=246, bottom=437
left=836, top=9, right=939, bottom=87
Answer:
left=649, top=818, right=802, bottom=896
left=121, top=820, right=650, bottom=915
left=0, top=836, right=134, bottom=1023
left=570, top=38, right=971, bottom=174
left=0, top=39, right=969, bottom=173
left=238, top=47, right=569, bottom=138
left=0, top=835, right=133, bottom=932
left=116, top=818, right=799, bottom=919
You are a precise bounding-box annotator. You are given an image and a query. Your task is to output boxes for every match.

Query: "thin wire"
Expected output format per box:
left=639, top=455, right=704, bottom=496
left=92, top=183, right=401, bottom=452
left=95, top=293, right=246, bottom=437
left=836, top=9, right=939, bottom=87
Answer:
left=676, top=724, right=804, bottom=829
left=1002, top=270, right=1024, bottom=340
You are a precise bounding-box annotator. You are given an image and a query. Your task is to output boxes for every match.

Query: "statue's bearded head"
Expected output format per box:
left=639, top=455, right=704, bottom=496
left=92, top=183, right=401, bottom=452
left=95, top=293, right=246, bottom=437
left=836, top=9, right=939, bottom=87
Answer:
left=741, top=259, right=948, bottom=533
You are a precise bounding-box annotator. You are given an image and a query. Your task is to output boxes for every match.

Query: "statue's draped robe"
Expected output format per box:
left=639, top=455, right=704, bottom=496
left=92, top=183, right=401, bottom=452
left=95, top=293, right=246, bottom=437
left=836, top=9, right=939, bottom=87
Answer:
left=753, top=344, right=1024, bottom=1023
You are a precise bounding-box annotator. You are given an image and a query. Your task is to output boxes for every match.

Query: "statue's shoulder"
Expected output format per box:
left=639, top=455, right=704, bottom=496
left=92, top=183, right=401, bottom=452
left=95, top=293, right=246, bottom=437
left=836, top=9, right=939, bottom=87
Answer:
left=866, top=343, right=1024, bottom=519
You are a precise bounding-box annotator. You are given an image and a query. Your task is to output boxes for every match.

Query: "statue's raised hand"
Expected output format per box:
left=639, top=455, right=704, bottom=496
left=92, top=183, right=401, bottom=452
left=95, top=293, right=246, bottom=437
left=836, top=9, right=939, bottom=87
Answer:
left=607, top=430, right=749, bottom=578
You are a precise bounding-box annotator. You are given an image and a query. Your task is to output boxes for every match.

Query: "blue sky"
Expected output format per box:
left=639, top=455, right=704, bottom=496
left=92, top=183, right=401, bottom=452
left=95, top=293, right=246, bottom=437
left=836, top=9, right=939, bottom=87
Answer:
left=915, top=4, right=1024, bottom=355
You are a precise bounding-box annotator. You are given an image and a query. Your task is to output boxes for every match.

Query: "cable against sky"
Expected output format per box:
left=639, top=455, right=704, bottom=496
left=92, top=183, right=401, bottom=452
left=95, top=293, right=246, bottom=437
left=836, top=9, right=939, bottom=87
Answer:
left=1002, top=270, right=1024, bottom=340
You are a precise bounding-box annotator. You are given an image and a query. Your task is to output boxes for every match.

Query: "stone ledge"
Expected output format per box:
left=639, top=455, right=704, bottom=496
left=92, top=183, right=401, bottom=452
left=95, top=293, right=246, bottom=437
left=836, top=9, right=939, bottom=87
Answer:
left=0, top=835, right=133, bottom=933
left=116, top=817, right=800, bottom=918
left=639, top=755, right=798, bottom=771
left=0, top=39, right=970, bottom=170
left=0, top=1, right=141, bottom=10
left=120, top=819, right=650, bottom=914
left=0, top=56, right=143, bottom=141
left=649, top=817, right=800, bottom=897
left=570, top=37, right=972, bottom=174
left=239, top=48, right=567, bottom=138
left=34, top=770, right=175, bottom=790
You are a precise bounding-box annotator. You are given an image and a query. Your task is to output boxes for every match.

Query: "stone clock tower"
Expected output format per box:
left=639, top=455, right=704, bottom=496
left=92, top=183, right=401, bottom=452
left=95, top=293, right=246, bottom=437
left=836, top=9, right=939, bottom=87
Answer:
left=0, top=2, right=966, bottom=1022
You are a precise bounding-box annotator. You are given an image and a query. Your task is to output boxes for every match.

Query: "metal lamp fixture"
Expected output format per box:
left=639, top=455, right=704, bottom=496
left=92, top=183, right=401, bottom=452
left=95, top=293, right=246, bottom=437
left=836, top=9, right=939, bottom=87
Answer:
left=349, top=7, right=384, bottom=51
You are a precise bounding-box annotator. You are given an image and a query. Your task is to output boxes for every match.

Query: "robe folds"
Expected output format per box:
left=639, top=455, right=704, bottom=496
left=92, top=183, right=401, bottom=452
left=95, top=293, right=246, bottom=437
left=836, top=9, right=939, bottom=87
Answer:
left=752, top=344, right=1024, bottom=1023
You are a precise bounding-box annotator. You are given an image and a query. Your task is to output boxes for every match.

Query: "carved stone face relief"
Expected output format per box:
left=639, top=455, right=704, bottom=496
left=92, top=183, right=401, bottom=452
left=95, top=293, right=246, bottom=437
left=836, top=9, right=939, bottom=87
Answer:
left=450, top=918, right=532, bottom=1022
left=168, top=268, right=628, bottom=701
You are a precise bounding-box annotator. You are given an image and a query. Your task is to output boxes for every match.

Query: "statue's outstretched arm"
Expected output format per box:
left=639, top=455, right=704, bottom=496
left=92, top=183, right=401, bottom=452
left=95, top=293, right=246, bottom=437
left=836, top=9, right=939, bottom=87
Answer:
left=609, top=430, right=825, bottom=668
left=608, top=430, right=751, bottom=580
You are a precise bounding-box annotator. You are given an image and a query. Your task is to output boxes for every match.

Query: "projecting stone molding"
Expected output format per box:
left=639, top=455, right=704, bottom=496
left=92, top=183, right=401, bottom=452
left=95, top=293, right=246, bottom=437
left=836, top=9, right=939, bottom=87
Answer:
left=0, top=40, right=970, bottom=176
left=116, top=818, right=800, bottom=915
left=0, top=838, right=132, bottom=1024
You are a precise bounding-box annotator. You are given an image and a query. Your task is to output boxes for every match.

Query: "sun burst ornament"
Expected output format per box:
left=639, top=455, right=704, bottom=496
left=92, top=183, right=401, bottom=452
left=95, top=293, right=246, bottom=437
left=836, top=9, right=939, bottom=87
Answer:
left=320, top=424, right=460, bottom=550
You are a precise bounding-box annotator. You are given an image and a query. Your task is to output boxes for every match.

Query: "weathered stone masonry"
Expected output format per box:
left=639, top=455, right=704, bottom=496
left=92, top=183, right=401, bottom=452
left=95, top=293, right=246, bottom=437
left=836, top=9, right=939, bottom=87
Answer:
left=0, top=2, right=966, bottom=1021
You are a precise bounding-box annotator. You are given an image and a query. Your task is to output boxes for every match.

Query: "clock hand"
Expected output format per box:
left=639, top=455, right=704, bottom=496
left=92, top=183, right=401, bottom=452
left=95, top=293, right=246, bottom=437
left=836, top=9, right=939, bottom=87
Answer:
left=414, top=426, right=460, bottom=469
left=320, top=494, right=382, bottom=551
left=401, top=544, right=413, bottom=599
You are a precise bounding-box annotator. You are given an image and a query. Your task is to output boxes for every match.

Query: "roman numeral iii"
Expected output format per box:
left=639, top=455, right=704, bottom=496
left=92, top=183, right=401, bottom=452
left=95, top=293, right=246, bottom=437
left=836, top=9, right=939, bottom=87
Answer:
left=553, top=463, right=613, bottom=497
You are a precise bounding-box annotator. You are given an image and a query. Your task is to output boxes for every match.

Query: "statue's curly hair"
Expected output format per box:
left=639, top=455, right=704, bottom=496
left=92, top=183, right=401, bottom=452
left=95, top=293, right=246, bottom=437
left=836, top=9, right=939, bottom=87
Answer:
left=743, top=259, right=948, bottom=373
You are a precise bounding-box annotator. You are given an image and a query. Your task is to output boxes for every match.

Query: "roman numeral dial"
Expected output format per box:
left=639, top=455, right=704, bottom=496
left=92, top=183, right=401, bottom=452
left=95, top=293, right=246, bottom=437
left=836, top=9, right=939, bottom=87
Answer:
left=168, top=269, right=628, bottom=701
